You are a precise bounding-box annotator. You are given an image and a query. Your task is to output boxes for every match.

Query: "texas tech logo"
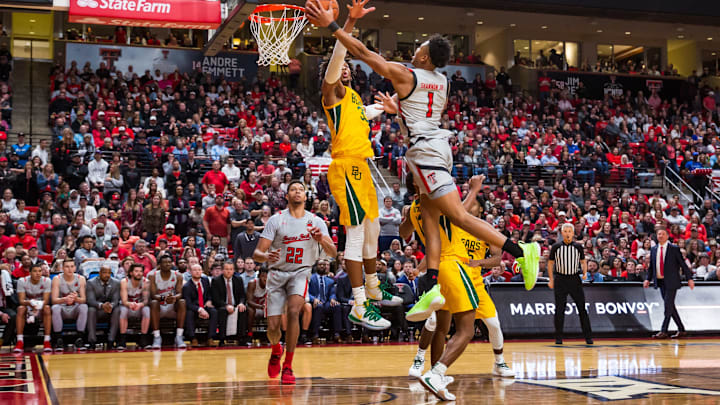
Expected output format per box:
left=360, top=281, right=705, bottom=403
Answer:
left=426, top=172, right=437, bottom=185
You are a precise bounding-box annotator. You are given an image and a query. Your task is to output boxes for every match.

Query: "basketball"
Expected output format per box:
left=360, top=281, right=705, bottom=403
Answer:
left=306, top=0, right=339, bottom=27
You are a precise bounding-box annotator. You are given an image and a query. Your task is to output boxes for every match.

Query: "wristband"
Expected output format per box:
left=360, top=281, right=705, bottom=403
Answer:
left=328, top=21, right=341, bottom=33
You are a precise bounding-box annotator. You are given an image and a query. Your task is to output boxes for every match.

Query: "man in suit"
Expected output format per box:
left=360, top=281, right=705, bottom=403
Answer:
left=308, top=259, right=342, bottom=344
left=211, top=261, right=247, bottom=346
left=335, top=267, right=354, bottom=343
left=644, top=227, right=695, bottom=339
left=183, top=264, right=218, bottom=346
left=86, top=265, right=120, bottom=349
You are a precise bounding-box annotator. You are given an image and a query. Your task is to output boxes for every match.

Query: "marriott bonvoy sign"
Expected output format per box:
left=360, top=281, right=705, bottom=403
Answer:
left=68, top=0, right=221, bottom=29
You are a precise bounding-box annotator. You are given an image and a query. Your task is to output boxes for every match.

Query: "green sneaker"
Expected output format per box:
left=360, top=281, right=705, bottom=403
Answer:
left=405, top=284, right=446, bottom=322
left=515, top=242, right=540, bottom=291
left=367, top=281, right=403, bottom=307
left=348, top=301, right=391, bottom=331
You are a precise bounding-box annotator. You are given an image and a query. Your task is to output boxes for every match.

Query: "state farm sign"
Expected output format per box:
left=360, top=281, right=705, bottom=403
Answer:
left=76, top=0, right=172, bottom=13
left=69, top=0, right=221, bottom=29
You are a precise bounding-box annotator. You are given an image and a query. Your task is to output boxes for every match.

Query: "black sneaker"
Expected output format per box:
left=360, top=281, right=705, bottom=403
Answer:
left=75, top=336, right=87, bottom=351
left=585, top=338, right=594, bottom=345
left=54, top=337, right=65, bottom=352
left=555, top=338, right=562, bottom=345
left=116, top=335, right=126, bottom=351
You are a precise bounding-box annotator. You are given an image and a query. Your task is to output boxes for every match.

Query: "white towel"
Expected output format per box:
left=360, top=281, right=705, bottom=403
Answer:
left=226, top=310, right=238, bottom=336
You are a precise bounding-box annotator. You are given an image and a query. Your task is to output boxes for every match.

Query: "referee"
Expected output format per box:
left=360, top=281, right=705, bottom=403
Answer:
left=548, top=223, right=593, bottom=345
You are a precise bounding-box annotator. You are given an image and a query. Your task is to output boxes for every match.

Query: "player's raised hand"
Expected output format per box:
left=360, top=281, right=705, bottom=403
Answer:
left=347, top=0, right=375, bottom=20
left=375, top=91, right=397, bottom=114
left=268, top=248, right=281, bottom=263
left=305, top=0, right=335, bottom=27
left=469, top=174, right=485, bottom=190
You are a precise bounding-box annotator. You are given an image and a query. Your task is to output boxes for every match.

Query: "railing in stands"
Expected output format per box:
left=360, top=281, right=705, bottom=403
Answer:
left=368, top=157, right=390, bottom=199
left=664, top=166, right=699, bottom=208
left=449, top=162, right=660, bottom=188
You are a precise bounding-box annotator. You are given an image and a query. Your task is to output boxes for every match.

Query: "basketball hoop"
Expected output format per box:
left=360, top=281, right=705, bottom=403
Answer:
left=249, top=4, right=307, bottom=66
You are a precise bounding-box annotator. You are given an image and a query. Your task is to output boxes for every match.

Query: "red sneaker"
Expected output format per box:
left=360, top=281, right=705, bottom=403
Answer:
left=12, top=341, right=23, bottom=354
left=281, top=367, right=296, bottom=385
left=267, top=347, right=283, bottom=378
left=43, top=341, right=52, bottom=353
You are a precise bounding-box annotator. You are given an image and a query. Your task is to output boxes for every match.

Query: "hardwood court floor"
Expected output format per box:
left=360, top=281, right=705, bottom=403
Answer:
left=40, top=338, right=720, bottom=404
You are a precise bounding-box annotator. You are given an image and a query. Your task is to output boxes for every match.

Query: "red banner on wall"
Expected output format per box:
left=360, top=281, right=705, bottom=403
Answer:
left=68, top=0, right=222, bottom=29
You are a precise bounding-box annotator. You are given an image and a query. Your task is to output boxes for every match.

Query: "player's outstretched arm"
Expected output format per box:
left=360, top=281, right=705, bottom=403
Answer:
left=307, top=0, right=413, bottom=94
left=365, top=91, right=398, bottom=121
left=322, top=0, right=374, bottom=96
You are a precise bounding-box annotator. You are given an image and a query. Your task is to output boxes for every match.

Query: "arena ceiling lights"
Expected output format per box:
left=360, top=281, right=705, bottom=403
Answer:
left=62, top=0, right=222, bottom=29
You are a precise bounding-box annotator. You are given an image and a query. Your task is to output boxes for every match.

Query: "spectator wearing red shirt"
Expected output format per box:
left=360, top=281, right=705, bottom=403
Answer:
left=9, top=224, right=37, bottom=250
left=538, top=72, right=551, bottom=101
left=23, top=212, right=45, bottom=239
left=278, top=135, right=292, bottom=155
left=256, top=157, right=276, bottom=185
left=106, top=235, right=130, bottom=261
left=203, top=194, right=231, bottom=247
left=202, top=160, right=230, bottom=195
left=155, top=224, right=183, bottom=255
left=240, top=172, right=262, bottom=202
left=130, top=239, right=157, bottom=276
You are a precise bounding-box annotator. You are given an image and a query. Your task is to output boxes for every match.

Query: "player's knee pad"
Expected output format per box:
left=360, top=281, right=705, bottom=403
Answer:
left=483, top=315, right=503, bottom=350
left=424, top=311, right=437, bottom=332
left=362, top=218, right=380, bottom=259
left=345, top=224, right=365, bottom=262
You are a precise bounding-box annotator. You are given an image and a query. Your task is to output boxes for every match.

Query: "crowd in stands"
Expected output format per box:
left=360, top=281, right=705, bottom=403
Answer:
left=2, top=42, right=720, bottom=351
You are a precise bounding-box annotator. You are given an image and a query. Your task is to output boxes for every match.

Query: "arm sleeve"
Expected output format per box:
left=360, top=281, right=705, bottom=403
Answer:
left=365, top=104, right=384, bottom=121
left=324, top=40, right=348, bottom=85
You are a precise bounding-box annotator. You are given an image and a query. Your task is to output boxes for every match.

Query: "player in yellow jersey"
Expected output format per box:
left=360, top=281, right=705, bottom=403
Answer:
left=319, top=0, right=402, bottom=331
left=400, top=174, right=514, bottom=400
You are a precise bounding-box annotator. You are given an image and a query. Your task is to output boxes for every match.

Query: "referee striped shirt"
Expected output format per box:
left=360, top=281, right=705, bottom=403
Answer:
left=549, top=241, right=584, bottom=275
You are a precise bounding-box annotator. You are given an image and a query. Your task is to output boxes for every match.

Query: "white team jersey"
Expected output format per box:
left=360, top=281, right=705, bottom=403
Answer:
left=126, top=277, right=147, bottom=303
left=260, top=209, right=330, bottom=272
left=398, top=68, right=450, bottom=142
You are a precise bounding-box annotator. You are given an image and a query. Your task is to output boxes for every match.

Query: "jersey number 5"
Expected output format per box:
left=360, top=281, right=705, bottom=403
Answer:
left=286, top=247, right=304, bottom=264
left=426, top=92, right=434, bottom=118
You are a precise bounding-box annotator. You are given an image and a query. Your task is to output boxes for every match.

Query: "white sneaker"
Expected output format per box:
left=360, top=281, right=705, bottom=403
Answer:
left=367, top=283, right=404, bottom=307
left=443, top=375, right=455, bottom=385
left=152, top=335, right=162, bottom=349
left=418, top=370, right=456, bottom=401
left=175, top=335, right=187, bottom=349
left=408, top=355, right=425, bottom=378
left=348, top=302, right=391, bottom=331
left=493, top=362, right=515, bottom=378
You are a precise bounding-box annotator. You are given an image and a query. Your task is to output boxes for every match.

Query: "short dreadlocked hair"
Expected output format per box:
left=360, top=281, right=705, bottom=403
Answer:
left=427, top=34, right=452, bottom=68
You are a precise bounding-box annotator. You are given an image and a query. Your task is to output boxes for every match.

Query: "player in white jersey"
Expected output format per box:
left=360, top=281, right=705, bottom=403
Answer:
left=51, top=260, right=88, bottom=352
left=149, top=254, right=187, bottom=349
left=14, top=263, right=53, bottom=353
left=247, top=266, right=269, bottom=332
left=254, top=180, right=337, bottom=385
left=120, top=263, right=151, bottom=350
left=307, top=0, right=540, bottom=306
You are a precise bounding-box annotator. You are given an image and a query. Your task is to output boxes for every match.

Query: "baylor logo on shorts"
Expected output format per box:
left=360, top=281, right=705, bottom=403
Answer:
left=351, top=166, right=362, bottom=180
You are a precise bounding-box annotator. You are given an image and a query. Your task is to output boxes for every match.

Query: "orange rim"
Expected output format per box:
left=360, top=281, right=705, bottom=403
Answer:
left=249, top=3, right=306, bottom=23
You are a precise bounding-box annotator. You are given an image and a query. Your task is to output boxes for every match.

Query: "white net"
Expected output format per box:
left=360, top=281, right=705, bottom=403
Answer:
left=250, top=5, right=308, bottom=66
